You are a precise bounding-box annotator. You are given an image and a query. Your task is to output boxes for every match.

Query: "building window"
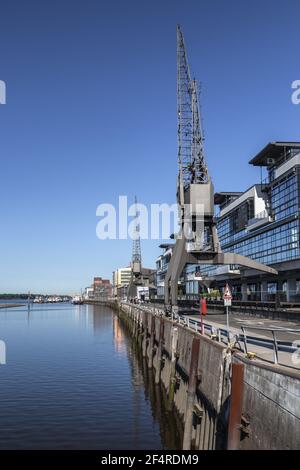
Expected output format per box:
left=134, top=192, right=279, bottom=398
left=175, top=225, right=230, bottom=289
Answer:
left=271, top=173, right=298, bottom=222
left=216, top=172, right=299, bottom=266
left=222, top=220, right=299, bottom=265
left=247, top=283, right=260, bottom=301
left=281, top=281, right=287, bottom=301
left=231, top=285, right=241, bottom=301
left=282, top=281, right=287, bottom=293
left=267, top=282, right=277, bottom=301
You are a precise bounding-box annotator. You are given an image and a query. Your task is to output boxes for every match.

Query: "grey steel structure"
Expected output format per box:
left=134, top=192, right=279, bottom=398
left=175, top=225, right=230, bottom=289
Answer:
left=164, top=25, right=277, bottom=307
left=128, top=196, right=143, bottom=298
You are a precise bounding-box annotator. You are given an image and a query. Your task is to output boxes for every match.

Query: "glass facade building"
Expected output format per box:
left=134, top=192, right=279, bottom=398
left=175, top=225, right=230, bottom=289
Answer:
left=183, top=142, right=300, bottom=302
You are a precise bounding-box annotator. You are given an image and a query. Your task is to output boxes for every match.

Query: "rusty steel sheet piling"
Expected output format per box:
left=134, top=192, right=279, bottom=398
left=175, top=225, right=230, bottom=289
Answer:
left=168, top=326, right=178, bottom=408
left=142, top=311, right=148, bottom=358
left=227, top=363, right=244, bottom=450
left=182, top=336, right=200, bottom=450
left=147, top=315, right=156, bottom=368
left=155, top=317, right=165, bottom=384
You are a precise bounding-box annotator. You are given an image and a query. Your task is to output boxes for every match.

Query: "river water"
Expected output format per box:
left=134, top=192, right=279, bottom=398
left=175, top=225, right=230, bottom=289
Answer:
left=0, top=303, right=181, bottom=449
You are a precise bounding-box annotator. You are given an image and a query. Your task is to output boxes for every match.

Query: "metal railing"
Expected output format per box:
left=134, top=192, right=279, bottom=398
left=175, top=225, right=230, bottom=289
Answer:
left=240, top=325, right=300, bottom=365
left=179, top=314, right=300, bottom=366
left=247, top=209, right=271, bottom=227
left=121, top=302, right=300, bottom=367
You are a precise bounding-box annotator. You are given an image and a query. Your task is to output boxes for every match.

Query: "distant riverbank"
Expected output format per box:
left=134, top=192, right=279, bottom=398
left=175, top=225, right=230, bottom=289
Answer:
left=0, top=303, right=25, bottom=309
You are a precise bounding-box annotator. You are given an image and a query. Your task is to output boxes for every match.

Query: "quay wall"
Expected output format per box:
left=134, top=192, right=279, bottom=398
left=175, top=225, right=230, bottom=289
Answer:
left=232, top=355, right=300, bottom=450
left=88, top=300, right=300, bottom=450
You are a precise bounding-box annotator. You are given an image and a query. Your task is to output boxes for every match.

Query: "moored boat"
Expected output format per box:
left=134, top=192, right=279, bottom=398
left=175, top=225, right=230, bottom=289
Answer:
left=72, top=295, right=83, bottom=305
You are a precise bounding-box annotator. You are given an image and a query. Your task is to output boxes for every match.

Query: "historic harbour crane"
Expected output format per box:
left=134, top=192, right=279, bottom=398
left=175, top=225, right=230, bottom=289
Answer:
left=164, top=25, right=277, bottom=307
left=127, top=196, right=143, bottom=299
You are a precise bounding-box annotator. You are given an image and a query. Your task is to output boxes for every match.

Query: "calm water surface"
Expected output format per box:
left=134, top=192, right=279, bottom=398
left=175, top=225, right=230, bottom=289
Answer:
left=0, top=303, right=181, bottom=449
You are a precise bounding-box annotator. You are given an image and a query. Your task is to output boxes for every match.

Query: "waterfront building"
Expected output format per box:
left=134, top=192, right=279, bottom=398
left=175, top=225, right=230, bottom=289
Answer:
left=155, top=142, right=300, bottom=303
left=211, top=141, right=300, bottom=302
left=93, top=277, right=112, bottom=300
left=112, top=267, right=132, bottom=298
left=155, top=244, right=173, bottom=299
left=113, top=266, right=156, bottom=299
left=83, top=286, right=94, bottom=300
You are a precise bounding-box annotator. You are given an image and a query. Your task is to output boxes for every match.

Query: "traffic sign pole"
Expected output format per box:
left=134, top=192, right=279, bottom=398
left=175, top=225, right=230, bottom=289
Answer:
left=226, top=304, right=230, bottom=345
left=223, top=284, right=232, bottom=346
left=199, top=297, right=206, bottom=335
left=200, top=298, right=203, bottom=335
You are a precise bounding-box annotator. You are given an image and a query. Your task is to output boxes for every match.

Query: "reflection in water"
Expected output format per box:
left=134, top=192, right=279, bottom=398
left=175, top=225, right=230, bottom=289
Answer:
left=113, top=315, right=127, bottom=355
left=90, top=305, right=113, bottom=333
left=90, top=306, right=182, bottom=449
left=116, top=314, right=183, bottom=450
left=0, top=303, right=181, bottom=449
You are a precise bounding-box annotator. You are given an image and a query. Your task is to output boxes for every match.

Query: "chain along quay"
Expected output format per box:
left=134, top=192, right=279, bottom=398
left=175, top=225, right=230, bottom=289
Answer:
left=88, top=299, right=300, bottom=450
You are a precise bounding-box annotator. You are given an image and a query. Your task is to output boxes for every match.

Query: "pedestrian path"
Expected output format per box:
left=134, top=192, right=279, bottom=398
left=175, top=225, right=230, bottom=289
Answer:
left=186, top=314, right=300, bottom=370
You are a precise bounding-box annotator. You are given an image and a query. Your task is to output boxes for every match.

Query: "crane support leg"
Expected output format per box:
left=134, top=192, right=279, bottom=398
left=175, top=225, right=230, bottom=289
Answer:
left=164, top=238, right=278, bottom=306
left=165, top=236, right=191, bottom=306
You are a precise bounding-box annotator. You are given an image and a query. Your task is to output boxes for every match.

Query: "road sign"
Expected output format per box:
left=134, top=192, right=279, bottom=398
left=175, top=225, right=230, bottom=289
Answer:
left=194, top=272, right=202, bottom=280
left=223, top=284, right=232, bottom=344
left=223, top=283, right=232, bottom=301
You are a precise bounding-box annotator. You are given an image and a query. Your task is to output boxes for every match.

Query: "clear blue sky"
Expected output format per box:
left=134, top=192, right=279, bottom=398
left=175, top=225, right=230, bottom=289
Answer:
left=0, top=0, right=300, bottom=294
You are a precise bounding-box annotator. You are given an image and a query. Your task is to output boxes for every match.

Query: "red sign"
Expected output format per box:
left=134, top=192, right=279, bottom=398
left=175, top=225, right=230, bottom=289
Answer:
left=200, top=298, right=207, bottom=315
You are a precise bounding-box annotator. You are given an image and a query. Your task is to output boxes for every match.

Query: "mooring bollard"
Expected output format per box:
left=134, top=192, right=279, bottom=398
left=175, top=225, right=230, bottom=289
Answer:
left=168, top=326, right=178, bottom=407
left=155, top=317, right=165, bottom=384
left=182, top=336, right=200, bottom=450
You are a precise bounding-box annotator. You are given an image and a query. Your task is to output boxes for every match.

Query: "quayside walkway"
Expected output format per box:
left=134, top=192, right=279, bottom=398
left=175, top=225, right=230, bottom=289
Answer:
left=91, top=300, right=300, bottom=450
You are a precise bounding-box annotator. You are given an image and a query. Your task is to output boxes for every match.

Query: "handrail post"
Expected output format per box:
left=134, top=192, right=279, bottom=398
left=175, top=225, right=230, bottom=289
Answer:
left=241, top=327, right=248, bottom=355
left=272, top=330, right=279, bottom=364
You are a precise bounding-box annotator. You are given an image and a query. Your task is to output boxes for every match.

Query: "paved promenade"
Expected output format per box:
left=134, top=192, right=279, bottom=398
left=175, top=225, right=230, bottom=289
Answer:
left=187, top=311, right=300, bottom=369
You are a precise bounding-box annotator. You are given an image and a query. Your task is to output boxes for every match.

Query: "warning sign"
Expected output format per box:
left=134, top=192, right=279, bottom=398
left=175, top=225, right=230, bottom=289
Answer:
left=223, top=284, right=232, bottom=299
left=223, top=284, right=232, bottom=306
